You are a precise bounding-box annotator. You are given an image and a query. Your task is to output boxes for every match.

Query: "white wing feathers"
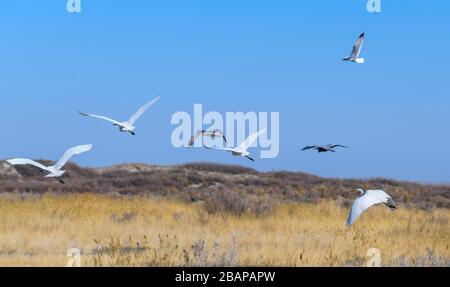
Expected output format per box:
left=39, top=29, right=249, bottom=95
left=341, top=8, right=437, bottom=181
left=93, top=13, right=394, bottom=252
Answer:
left=365, top=189, right=391, bottom=203
left=188, top=130, right=204, bottom=147
left=6, top=158, right=52, bottom=172
left=346, top=190, right=393, bottom=226
left=53, top=144, right=93, bottom=170
left=347, top=196, right=377, bottom=226
left=212, top=147, right=235, bottom=152
left=78, top=111, right=122, bottom=126
left=351, top=33, right=365, bottom=59
left=127, top=96, right=161, bottom=125
left=238, top=129, right=266, bottom=150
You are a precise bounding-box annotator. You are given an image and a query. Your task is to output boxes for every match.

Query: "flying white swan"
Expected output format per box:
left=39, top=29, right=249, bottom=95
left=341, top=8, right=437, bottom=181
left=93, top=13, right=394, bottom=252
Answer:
left=301, top=144, right=349, bottom=153
left=206, top=129, right=266, bottom=161
left=78, top=96, right=161, bottom=135
left=187, top=129, right=227, bottom=148
left=6, top=144, right=93, bottom=184
left=346, top=189, right=397, bottom=226
left=342, top=33, right=365, bottom=64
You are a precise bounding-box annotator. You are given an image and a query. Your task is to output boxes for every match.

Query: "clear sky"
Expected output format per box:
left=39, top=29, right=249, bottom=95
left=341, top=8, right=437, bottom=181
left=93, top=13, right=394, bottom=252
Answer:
left=0, top=1, right=449, bottom=182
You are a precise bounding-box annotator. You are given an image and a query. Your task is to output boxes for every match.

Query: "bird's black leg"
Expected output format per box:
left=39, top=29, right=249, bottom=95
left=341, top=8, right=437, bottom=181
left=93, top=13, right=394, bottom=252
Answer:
left=245, top=156, right=255, bottom=162
left=130, top=131, right=135, bottom=136
left=384, top=198, right=397, bottom=209
left=56, top=177, right=65, bottom=184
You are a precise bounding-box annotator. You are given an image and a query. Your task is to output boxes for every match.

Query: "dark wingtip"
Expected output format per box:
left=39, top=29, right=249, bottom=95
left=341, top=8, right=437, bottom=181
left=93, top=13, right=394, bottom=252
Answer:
left=385, top=199, right=397, bottom=209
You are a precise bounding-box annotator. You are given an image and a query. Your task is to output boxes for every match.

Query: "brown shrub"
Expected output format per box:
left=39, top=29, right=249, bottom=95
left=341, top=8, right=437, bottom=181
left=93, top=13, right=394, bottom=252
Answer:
left=204, top=188, right=272, bottom=217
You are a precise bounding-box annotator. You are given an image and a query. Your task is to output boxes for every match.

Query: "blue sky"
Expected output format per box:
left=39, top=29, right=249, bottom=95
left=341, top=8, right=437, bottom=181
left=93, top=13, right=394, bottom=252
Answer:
left=0, top=1, right=449, bottom=182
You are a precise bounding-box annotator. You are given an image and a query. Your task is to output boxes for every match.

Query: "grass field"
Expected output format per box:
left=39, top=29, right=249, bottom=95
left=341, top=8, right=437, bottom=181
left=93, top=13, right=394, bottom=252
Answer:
left=0, top=193, right=448, bottom=267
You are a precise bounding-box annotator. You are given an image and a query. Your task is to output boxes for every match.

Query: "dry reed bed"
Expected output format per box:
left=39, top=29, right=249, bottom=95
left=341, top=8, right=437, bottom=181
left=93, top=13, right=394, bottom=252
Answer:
left=0, top=193, right=448, bottom=266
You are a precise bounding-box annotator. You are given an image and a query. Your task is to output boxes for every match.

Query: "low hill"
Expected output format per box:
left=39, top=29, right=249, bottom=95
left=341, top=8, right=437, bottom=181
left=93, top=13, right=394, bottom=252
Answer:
left=1, top=161, right=449, bottom=210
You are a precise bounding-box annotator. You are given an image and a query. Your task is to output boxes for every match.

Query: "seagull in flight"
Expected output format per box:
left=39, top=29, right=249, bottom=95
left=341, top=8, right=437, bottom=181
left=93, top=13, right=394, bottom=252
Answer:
left=206, top=129, right=266, bottom=161
left=5, top=144, right=93, bottom=184
left=79, top=96, right=161, bottom=135
left=346, top=189, right=397, bottom=226
left=187, top=129, right=227, bottom=148
left=342, top=32, right=365, bottom=64
left=301, top=144, right=349, bottom=153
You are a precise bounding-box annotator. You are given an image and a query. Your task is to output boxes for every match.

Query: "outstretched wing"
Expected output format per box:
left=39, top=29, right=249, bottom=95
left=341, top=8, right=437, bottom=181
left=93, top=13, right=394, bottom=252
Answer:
left=346, top=191, right=386, bottom=226
left=78, top=111, right=122, bottom=126
left=6, top=158, right=51, bottom=172
left=187, top=130, right=204, bottom=147
left=127, top=96, right=161, bottom=125
left=239, top=129, right=266, bottom=149
left=366, top=190, right=396, bottom=208
left=329, top=144, right=350, bottom=149
left=208, top=147, right=235, bottom=152
left=53, top=144, right=93, bottom=170
left=301, top=146, right=318, bottom=151
left=350, top=33, right=365, bottom=59
left=203, top=130, right=227, bottom=143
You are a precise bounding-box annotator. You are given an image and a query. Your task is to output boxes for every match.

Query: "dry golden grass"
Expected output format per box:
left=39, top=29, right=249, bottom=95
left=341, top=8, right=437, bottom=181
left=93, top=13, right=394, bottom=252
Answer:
left=0, top=193, right=448, bottom=267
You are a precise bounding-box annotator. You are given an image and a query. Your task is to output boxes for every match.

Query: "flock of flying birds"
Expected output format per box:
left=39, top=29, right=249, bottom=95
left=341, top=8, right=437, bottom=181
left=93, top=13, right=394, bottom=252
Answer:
left=4, top=32, right=396, bottom=225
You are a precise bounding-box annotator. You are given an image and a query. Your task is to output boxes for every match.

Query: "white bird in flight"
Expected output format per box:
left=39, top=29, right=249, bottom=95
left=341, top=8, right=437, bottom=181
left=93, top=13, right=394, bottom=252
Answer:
left=187, top=129, right=227, bottom=148
left=6, top=144, right=93, bottom=184
left=206, top=129, right=266, bottom=161
left=78, top=96, right=161, bottom=135
left=342, top=32, right=365, bottom=64
left=346, top=189, right=397, bottom=226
